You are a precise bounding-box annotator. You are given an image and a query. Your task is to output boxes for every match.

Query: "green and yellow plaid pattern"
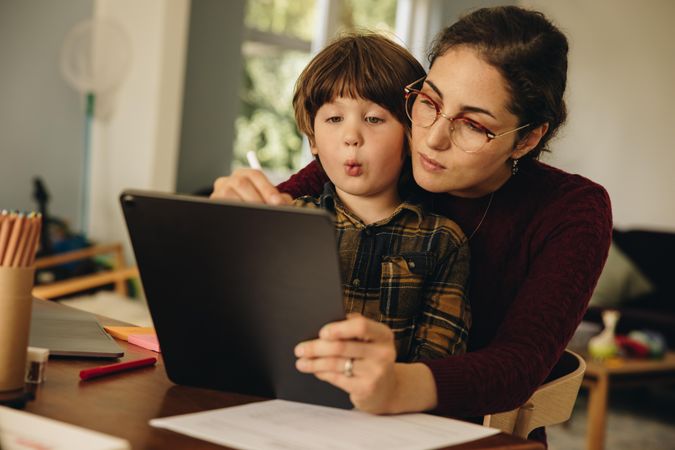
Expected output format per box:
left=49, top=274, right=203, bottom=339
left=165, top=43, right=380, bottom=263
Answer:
left=293, top=184, right=471, bottom=362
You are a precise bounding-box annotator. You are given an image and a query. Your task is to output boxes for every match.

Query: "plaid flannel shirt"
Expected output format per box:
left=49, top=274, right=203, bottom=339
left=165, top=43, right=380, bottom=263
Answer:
left=293, top=183, right=471, bottom=361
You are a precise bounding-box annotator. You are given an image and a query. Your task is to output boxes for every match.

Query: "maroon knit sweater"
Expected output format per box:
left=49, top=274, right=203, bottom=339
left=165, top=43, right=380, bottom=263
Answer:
left=278, top=158, right=612, bottom=436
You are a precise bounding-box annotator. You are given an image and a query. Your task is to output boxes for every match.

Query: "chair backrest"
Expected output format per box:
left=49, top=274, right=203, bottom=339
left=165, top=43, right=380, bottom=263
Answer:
left=33, top=243, right=139, bottom=300
left=482, top=349, right=586, bottom=438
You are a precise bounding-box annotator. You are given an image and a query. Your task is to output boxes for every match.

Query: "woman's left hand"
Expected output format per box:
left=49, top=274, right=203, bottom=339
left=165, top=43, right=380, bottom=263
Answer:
left=294, top=314, right=411, bottom=414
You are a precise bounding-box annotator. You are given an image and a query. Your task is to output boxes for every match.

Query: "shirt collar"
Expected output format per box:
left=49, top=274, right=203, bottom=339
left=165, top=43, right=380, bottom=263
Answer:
left=318, top=182, right=425, bottom=227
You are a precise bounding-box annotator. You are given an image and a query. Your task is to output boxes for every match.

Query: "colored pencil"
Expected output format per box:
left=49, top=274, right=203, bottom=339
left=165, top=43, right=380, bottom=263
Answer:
left=1, top=213, right=23, bottom=267
left=26, top=214, right=42, bottom=266
left=0, top=210, right=11, bottom=262
left=13, top=212, right=34, bottom=267
left=0, top=212, right=42, bottom=268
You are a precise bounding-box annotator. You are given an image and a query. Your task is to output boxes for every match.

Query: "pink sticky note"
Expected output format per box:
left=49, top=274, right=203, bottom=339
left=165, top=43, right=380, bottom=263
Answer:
left=128, top=334, right=161, bottom=353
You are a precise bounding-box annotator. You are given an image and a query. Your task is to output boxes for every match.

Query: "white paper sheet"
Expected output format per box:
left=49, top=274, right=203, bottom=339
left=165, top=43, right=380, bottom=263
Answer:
left=150, top=399, right=500, bottom=450
left=0, top=405, right=130, bottom=450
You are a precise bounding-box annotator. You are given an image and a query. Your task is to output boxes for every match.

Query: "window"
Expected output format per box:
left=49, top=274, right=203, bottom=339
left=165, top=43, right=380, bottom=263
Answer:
left=234, top=0, right=398, bottom=178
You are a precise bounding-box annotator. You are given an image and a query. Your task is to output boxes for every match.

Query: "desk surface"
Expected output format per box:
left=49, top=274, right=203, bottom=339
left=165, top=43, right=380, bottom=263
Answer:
left=23, top=308, right=543, bottom=450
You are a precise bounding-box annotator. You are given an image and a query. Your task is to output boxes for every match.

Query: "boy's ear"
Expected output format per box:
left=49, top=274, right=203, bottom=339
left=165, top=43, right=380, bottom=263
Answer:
left=310, top=143, right=319, bottom=156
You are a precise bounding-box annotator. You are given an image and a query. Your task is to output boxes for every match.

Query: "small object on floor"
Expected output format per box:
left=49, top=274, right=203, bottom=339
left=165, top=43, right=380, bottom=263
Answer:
left=628, top=330, right=667, bottom=358
left=588, top=309, right=620, bottom=360
left=616, top=335, right=650, bottom=358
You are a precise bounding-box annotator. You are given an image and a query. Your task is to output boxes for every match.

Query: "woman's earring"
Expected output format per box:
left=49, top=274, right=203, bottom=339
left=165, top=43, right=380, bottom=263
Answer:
left=511, top=158, right=520, bottom=176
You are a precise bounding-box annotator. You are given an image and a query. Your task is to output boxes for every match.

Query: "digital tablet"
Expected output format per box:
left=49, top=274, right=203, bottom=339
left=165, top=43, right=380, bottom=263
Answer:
left=120, top=190, right=350, bottom=408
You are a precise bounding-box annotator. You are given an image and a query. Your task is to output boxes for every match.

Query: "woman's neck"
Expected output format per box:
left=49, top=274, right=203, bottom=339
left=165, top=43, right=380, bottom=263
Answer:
left=448, top=165, right=512, bottom=198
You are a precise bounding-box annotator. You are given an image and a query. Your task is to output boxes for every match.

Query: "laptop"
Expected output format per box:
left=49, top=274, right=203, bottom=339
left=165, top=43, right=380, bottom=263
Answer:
left=30, top=298, right=124, bottom=358
left=120, top=190, right=351, bottom=409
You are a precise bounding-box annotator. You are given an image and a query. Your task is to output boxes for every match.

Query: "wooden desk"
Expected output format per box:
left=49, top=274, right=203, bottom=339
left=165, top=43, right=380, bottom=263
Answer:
left=581, top=352, right=675, bottom=450
left=22, top=313, right=543, bottom=450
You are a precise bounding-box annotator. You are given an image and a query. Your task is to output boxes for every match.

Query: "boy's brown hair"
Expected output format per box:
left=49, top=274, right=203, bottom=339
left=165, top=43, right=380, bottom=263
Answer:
left=293, top=33, right=425, bottom=146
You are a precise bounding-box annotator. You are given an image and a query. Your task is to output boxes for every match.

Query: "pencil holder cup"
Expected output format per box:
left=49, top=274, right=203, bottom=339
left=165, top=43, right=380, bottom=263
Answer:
left=0, top=266, right=35, bottom=392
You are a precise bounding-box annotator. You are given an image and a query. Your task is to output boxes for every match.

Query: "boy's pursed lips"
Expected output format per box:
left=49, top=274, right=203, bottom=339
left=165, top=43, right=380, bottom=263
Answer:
left=344, top=159, right=363, bottom=176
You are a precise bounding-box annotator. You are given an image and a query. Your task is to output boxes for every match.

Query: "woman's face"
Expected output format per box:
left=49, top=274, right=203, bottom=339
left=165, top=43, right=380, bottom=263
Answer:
left=410, top=46, right=533, bottom=198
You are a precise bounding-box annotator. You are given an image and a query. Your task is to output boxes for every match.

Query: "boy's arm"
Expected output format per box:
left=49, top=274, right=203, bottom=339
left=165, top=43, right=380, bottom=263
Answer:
left=411, top=236, right=471, bottom=361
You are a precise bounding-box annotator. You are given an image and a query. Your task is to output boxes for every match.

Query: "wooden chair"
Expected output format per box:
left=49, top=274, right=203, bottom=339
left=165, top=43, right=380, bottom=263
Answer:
left=483, top=349, right=586, bottom=438
left=32, top=243, right=139, bottom=300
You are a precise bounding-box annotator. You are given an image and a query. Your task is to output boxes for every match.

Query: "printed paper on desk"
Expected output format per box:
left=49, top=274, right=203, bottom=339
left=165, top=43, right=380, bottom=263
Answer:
left=0, top=405, right=130, bottom=450
left=150, top=399, right=500, bottom=450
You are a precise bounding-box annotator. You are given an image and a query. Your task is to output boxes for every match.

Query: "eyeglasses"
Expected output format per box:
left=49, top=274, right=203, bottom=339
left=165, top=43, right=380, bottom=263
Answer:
left=404, top=76, right=530, bottom=154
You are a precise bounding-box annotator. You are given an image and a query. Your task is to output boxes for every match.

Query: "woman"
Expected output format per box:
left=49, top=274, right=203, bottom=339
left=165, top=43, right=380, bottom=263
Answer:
left=212, top=6, right=612, bottom=442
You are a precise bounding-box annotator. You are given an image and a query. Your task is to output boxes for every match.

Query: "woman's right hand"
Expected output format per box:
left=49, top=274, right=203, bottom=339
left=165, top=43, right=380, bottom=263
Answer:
left=295, top=314, right=439, bottom=414
left=210, top=168, right=293, bottom=205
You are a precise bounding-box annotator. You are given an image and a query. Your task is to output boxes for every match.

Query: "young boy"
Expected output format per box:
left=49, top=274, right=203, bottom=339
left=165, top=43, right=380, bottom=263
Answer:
left=291, top=34, right=470, bottom=362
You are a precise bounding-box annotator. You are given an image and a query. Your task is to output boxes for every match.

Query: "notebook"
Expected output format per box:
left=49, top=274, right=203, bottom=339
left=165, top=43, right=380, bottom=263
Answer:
left=29, top=298, right=124, bottom=358
left=120, top=190, right=350, bottom=409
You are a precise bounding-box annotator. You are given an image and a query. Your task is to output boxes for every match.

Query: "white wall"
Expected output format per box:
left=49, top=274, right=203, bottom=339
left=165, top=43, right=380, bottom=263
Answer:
left=0, top=0, right=91, bottom=228
left=522, top=0, right=675, bottom=231
left=176, top=0, right=246, bottom=195
left=88, top=0, right=190, bottom=256
left=434, top=0, right=675, bottom=231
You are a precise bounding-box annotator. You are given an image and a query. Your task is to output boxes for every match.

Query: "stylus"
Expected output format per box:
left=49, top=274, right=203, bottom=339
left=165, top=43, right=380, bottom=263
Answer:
left=246, top=151, right=262, bottom=170
left=79, top=357, right=158, bottom=381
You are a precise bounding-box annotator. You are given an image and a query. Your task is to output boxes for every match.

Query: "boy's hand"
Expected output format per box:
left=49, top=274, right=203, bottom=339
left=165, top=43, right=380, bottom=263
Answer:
left=210, top=168, right=292, bottom=205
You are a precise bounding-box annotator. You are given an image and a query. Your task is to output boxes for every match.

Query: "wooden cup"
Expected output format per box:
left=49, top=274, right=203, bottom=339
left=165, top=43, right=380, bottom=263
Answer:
left=0, top=266, right=35, bottom=392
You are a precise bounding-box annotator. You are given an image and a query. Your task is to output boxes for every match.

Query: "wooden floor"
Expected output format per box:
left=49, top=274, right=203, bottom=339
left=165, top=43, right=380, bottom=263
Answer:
left=547, top=387, right=675, bottom=450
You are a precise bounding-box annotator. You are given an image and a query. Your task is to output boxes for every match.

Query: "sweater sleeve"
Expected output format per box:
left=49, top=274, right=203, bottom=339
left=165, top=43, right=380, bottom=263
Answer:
left=276, top=160, right=328, bottom=199
left=423, top=184, right=612, bottom=417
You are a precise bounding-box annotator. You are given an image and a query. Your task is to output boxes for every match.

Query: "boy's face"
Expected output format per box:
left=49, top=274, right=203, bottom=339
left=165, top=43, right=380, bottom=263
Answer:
left=311, top=97, right=406, bottom=203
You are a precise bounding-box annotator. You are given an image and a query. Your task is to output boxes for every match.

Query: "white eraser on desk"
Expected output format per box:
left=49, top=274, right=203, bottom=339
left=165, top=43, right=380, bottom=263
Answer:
left=27, top=346, right=49, bottom=362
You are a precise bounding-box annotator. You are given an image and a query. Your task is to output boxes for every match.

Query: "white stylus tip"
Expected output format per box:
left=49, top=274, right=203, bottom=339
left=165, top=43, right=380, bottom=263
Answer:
left=246, top=151, right=262, bottom=170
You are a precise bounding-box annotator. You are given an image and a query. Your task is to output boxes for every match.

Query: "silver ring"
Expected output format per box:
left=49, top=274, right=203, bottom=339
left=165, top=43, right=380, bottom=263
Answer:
left=343, top=358, right=354, bottom=378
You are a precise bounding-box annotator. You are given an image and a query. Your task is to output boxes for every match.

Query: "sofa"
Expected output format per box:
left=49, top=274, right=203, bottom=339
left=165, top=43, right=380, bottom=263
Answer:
left=583, top=228, right=675, bottom=349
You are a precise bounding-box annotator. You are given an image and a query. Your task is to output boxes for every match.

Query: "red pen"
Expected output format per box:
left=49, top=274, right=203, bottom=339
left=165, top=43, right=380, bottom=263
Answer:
left=79, top=357, right=158, bottom=381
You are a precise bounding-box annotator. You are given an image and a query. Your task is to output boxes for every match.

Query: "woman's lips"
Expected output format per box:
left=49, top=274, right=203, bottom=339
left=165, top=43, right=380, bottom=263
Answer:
left=344, top=161, right=363, bottom=176
left=418, top=153, right=446, bottom=172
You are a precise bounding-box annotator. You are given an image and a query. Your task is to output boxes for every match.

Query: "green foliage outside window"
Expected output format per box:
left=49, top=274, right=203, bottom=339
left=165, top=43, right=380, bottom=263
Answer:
left=234, top=0, right=398, bottom=173
left=245, top=0, right=315, bottom=41
left=235, top=50, right=311, bottom=171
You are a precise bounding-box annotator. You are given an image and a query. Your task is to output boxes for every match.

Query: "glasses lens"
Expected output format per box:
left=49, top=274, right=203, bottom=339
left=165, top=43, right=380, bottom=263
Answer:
left=452, top=119, right=489, bottom=153
left=406, top=92, right=437, bottom=128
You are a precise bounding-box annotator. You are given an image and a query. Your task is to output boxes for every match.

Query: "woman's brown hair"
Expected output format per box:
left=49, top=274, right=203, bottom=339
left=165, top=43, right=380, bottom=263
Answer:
left=428, top=6, right=569, bottom=159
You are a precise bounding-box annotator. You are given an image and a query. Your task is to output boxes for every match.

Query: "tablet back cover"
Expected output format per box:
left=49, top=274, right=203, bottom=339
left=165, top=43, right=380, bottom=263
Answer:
left=121, top=190, right=350, bottom=408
